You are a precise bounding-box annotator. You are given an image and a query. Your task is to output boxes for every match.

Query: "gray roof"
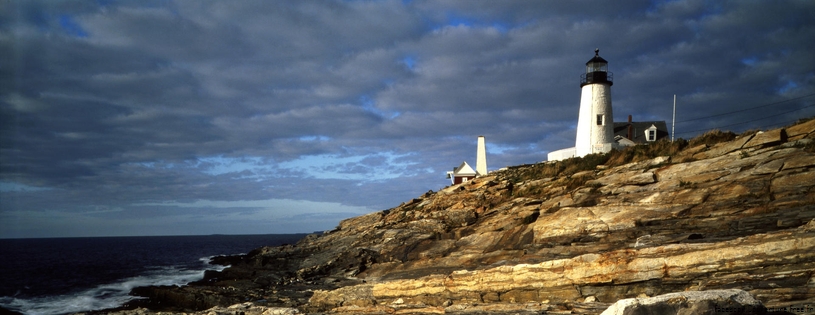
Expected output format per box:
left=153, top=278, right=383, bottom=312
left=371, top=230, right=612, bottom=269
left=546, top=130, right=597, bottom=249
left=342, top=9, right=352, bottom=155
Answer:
left=613, top=121, right=669, bottom=143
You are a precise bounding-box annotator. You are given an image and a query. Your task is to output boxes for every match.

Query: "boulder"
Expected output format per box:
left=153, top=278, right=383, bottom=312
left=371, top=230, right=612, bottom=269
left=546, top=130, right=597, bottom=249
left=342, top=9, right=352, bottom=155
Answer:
left=743, top=129, right=787, bottom=150
left=786, top=118, right=815, bottom=140
left=600, top=289, right=766, bottom=315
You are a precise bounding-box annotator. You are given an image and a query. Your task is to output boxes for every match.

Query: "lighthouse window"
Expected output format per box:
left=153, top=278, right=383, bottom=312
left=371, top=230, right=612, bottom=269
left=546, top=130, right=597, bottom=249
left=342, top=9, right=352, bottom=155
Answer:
left=587, top=62, right=607, bottom=73
left=596, top=114, right=604, bottom=126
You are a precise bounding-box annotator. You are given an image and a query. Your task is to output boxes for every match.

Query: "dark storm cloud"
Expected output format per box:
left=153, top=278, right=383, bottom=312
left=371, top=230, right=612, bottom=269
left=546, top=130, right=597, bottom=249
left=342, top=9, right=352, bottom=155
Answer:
left=2, top=0, right=814, bottom=237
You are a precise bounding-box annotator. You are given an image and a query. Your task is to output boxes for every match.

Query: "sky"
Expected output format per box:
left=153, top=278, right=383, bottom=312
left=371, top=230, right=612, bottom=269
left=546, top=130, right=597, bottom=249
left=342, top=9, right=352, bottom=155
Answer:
left=1, top=0, right=814, bottom=238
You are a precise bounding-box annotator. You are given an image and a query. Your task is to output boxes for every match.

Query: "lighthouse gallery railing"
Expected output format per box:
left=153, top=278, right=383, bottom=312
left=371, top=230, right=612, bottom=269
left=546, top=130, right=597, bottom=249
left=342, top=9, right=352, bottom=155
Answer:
left=580, top=72, right=613, bottom=85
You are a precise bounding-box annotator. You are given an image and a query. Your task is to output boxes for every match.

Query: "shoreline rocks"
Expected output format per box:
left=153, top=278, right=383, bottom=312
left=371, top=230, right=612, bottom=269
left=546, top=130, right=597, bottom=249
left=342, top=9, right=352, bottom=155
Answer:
left=97, top=118, right=815, bottom=315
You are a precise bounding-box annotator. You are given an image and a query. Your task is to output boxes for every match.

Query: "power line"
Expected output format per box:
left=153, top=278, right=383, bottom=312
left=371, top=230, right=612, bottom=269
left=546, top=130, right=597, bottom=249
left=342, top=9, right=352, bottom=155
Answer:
left=676, top=93, right=815, bottom=124
left=675, top=102, right=815, bottom=136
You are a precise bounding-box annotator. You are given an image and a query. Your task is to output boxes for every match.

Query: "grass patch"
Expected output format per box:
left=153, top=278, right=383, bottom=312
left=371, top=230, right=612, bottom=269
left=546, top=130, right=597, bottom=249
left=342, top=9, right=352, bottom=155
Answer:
left=687, top=129, right=737, bottom=148
left=505, top=153, right=609, bottom=184
left=791, top=116, right=815, bottom=126
left=604, top=139, right=688, bottom=168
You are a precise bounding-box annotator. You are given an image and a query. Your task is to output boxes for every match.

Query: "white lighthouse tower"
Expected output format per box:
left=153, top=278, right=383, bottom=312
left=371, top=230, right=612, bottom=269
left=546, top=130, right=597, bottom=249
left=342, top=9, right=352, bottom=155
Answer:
left=574, top=49, right=615, bottom=157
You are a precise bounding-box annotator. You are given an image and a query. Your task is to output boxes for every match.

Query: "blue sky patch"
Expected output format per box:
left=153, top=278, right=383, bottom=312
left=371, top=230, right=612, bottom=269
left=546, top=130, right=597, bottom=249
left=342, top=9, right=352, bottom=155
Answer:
left=778, top=80, right=798, bottom=94
left=741, top=56, right=758, bottom=66
left=401, top=56, right=417, bottom=70
left=59, top=15, right=89, bottom=38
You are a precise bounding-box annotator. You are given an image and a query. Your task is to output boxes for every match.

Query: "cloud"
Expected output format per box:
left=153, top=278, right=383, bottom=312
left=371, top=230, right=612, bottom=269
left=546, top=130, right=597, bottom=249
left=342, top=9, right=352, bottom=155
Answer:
left=2, top=0, right=815, bottom=238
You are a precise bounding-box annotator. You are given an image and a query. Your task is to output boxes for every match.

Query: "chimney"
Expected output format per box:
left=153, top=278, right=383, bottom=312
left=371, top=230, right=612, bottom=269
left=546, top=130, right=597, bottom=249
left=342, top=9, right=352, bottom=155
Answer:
left=476, top=136, right=487, bottom=176
left=627, top=115, right=633, bottom=140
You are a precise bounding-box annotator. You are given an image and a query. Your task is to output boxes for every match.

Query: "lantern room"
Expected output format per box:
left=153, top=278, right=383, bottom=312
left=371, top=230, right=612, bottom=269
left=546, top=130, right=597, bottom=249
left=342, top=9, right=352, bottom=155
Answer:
left=580, top=48, right=613, bottom=87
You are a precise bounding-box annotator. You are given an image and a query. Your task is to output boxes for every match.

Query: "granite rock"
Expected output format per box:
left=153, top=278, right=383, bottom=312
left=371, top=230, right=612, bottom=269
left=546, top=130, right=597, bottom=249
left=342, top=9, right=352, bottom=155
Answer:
left=599, top=289, right=766, bottom=315
left=112, top=119, right=815, bottom=315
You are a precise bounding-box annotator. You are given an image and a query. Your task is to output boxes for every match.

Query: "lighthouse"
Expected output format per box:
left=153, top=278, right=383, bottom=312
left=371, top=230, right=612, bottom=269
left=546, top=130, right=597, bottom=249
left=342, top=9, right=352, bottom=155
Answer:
left=574, top=49, right=615, bottom=157
left=548, top=49, right=667, bottom=162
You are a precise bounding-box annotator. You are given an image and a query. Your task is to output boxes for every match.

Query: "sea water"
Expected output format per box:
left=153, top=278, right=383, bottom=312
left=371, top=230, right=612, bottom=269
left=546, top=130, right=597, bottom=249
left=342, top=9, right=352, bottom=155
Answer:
left=0, top=234, right=307, bottom=315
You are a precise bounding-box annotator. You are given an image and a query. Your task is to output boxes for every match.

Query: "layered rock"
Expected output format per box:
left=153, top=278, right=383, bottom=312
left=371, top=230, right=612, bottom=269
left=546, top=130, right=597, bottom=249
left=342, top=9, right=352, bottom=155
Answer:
left=78, top=303, right=300, bottom=315
left=123, top=118, right=815, bottom=315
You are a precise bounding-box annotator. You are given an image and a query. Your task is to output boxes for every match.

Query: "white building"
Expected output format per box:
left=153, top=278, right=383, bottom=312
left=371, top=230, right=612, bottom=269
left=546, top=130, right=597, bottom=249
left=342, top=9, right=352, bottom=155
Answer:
left=446, top=161, right=477, bottom=185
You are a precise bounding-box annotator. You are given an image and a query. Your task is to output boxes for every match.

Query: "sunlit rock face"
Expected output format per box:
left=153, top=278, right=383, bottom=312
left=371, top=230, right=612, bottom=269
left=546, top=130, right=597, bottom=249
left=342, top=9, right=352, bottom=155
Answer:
left=121, top=119, right=815, bottom=315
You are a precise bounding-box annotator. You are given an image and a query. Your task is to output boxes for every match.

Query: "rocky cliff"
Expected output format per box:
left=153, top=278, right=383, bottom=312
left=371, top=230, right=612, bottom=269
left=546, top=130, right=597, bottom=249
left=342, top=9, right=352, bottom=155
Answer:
left=115, top=118, right=815, bottom=315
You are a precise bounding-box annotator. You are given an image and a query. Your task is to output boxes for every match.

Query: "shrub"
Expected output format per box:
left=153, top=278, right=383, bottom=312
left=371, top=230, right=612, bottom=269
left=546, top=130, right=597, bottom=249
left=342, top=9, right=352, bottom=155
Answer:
left=687, top=129, right=736, bottom=148
left=503, top=153, right=608, bottom=184
left=562, top=152, right=609, bottom=174
left=604, top=139, right=687, bottom=168
left=792, top=116, right=815, bottom=126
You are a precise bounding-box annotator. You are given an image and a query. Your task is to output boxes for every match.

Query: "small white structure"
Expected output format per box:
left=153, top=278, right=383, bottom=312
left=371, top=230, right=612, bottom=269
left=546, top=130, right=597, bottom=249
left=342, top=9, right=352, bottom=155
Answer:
left=547, top=147, right=576, bottom=162
left=446, top=136, right=489, bottom=185
left=476, top=136, right=487, bottom=176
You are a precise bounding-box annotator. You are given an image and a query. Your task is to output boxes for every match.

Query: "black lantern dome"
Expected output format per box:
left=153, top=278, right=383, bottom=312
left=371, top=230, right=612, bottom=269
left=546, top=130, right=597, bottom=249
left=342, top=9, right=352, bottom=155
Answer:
left=580, top=48, right=613, bottom=87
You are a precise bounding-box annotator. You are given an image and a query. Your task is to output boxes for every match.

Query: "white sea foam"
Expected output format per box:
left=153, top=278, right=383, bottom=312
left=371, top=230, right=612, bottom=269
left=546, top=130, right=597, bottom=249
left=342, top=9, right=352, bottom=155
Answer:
left=0, top=258, right=224, bottom=315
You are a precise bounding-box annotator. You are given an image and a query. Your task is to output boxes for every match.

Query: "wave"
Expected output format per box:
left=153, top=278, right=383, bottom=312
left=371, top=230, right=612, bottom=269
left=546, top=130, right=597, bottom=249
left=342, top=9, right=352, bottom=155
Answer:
left=0, top=257, right=228, bottom=315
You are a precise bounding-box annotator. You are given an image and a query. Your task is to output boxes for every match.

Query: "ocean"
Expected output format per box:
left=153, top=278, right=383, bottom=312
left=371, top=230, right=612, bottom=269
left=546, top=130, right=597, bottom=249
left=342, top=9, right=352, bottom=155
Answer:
left=0, top=234, right=308, bottom=315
